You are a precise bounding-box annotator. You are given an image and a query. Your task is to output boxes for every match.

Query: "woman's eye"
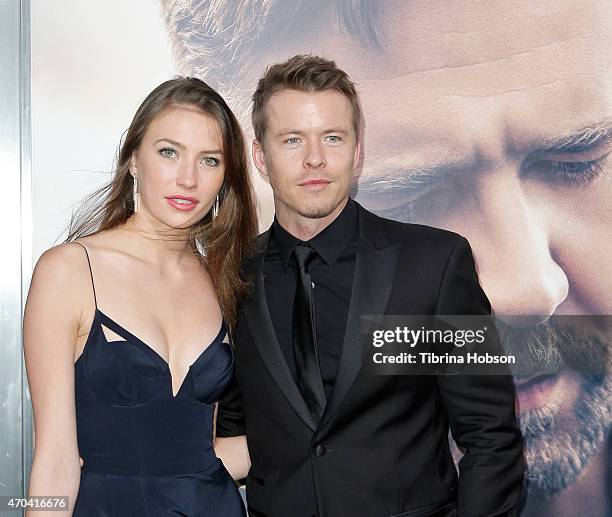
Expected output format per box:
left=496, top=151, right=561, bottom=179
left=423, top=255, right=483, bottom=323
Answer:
left=159, top=148, right=176, bottom=158
left=202, top=156, right=220, bottom=166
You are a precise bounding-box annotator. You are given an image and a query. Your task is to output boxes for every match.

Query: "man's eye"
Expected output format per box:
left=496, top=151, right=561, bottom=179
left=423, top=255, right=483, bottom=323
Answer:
left=285, top=137, right=301, bottom=145
left=159, top=147, right=176, bottom=158
left=325, top=135, right=342, bottom=143
left=202, top=156, right=220, bottom=166
left=531, top=153, right=609, bottom=187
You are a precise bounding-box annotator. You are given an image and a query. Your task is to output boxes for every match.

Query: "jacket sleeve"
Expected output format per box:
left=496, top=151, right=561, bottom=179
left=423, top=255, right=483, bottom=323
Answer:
left=434, top=235, right=524, bottom=517
left=216, top=374, right=246, bottom=437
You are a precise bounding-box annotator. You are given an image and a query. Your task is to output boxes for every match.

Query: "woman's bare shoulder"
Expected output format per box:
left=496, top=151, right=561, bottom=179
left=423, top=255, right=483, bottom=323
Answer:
left=31, top=242, right=95, bottom=300
left=33, top=229, right=125, bottom=286
left=24, top=244, right=93, bottom=335
left=35, top=242, right=89, bottom=273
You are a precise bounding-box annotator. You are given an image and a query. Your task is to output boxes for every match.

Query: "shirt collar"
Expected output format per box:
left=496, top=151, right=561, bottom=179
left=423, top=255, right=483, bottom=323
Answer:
left=272, top=198, right=358, bottom=271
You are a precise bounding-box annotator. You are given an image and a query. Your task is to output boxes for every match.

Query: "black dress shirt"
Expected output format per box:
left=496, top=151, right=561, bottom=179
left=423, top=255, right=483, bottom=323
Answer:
left=263, top=198, right=358, bottom=399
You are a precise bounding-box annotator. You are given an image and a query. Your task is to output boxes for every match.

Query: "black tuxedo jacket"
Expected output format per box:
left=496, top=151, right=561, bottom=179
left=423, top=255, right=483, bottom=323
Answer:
left=218, top=202, right=524, bottom=517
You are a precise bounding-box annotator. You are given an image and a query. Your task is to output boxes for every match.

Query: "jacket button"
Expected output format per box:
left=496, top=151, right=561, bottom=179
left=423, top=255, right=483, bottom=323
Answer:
left=314, top=444, right=326, bottom=457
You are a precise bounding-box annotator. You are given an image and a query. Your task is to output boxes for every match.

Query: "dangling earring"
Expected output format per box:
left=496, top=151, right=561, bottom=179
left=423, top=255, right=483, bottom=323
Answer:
left=212, top=194, right=219, bottom=219
left=132, top=174, right=139, bottom=213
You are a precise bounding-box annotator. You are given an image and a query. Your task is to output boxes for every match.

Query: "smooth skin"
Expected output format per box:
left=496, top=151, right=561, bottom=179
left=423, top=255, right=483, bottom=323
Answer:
left=24, top=106, right=249, bottom=516
left=252, top=89, right=361, bottom=240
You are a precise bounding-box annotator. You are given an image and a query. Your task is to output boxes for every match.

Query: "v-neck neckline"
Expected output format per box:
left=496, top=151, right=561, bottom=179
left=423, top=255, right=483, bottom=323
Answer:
left=83, top=309, right=227, bottom=398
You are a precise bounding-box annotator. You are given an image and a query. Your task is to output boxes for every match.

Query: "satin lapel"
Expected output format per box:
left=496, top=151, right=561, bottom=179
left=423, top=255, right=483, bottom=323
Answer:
left=243, top=230, right=317, bottom=431
left=319, top=206, right=402, bottom=430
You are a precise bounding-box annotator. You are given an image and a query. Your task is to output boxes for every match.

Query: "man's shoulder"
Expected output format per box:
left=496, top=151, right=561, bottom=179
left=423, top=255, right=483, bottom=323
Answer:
left=240, top=228, right=271, bottom=272
left=255, top=227, right=272, bottom=246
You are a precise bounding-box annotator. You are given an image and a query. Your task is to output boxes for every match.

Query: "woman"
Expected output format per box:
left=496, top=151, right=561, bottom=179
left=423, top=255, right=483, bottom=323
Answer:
left=24, top=77, right=255, bottom=516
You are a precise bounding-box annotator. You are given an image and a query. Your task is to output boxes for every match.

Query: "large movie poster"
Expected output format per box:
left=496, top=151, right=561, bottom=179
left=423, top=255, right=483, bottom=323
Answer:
left=30, top=1, right=610, bottom=515
left=160, top=1, right=611, bottom=515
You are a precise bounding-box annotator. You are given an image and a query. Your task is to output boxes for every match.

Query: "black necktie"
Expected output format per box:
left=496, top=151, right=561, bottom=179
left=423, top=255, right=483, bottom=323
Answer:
left=292, top=243, right=327, bottom=423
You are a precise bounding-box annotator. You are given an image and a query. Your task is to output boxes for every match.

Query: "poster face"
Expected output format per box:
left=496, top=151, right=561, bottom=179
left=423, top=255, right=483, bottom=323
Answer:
left=29, top=0, right=610, bottom=515
left=160, top=0, right=611, bottom=515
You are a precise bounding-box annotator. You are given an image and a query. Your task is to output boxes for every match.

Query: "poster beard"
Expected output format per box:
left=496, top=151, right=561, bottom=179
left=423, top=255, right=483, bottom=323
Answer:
left=498, top=319, right=612, bottom=495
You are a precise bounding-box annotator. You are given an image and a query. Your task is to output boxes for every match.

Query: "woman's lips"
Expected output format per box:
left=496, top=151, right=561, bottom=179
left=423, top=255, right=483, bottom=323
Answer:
left=165, top=196, right=199, bottom=211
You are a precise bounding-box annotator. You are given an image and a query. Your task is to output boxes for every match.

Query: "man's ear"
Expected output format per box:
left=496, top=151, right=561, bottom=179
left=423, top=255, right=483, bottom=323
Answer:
left=252, top=139, right=269, bottom=183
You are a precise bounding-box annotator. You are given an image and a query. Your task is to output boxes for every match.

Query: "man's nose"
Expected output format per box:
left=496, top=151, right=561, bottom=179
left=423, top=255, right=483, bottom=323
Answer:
left=176, top=160, right=198, bottom=189
left=453, top=171, right=569, bottom=325
left=304, top=142, right=326, bottom=169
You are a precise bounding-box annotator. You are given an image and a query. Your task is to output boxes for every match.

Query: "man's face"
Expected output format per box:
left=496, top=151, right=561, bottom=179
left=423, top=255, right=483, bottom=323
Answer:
left=252, top=89, right=359, bottom=224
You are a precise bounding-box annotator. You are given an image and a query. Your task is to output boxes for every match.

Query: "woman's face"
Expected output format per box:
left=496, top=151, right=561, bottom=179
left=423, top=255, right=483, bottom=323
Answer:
left=131, top=105, right=225, bottom=231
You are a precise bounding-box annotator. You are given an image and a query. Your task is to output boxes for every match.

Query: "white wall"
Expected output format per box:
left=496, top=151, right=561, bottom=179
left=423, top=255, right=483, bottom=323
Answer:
left=31, top=0, right=174, bottom=260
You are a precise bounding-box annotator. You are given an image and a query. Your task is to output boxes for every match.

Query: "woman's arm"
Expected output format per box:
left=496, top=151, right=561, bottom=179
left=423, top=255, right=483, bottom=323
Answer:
left=24, top=245, right=89, bottom=516
left=213, top=403, right=250, bottom=480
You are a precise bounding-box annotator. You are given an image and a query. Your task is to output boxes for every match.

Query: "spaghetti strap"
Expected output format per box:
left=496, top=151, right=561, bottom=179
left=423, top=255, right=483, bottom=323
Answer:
left=74, top=241, right=98, bottom=309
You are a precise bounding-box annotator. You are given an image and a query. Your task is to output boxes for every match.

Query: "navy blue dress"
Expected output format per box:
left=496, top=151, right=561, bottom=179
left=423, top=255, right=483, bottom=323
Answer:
left=72, top=243, right=246, bottom=516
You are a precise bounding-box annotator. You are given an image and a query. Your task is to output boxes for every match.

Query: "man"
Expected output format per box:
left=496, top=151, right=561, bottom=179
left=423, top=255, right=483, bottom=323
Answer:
left=217, top=54, right=523, bottom=517
left=161, top=2, right=612, bottom=515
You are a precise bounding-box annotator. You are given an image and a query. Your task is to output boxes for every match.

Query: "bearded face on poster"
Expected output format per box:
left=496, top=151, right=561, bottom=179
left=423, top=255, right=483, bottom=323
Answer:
left=160, top=1, right=612, bottom=515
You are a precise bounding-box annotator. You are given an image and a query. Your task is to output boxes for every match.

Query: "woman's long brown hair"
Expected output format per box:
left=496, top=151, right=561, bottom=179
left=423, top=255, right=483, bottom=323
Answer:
left=65, top=77, right=258, bottom=333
